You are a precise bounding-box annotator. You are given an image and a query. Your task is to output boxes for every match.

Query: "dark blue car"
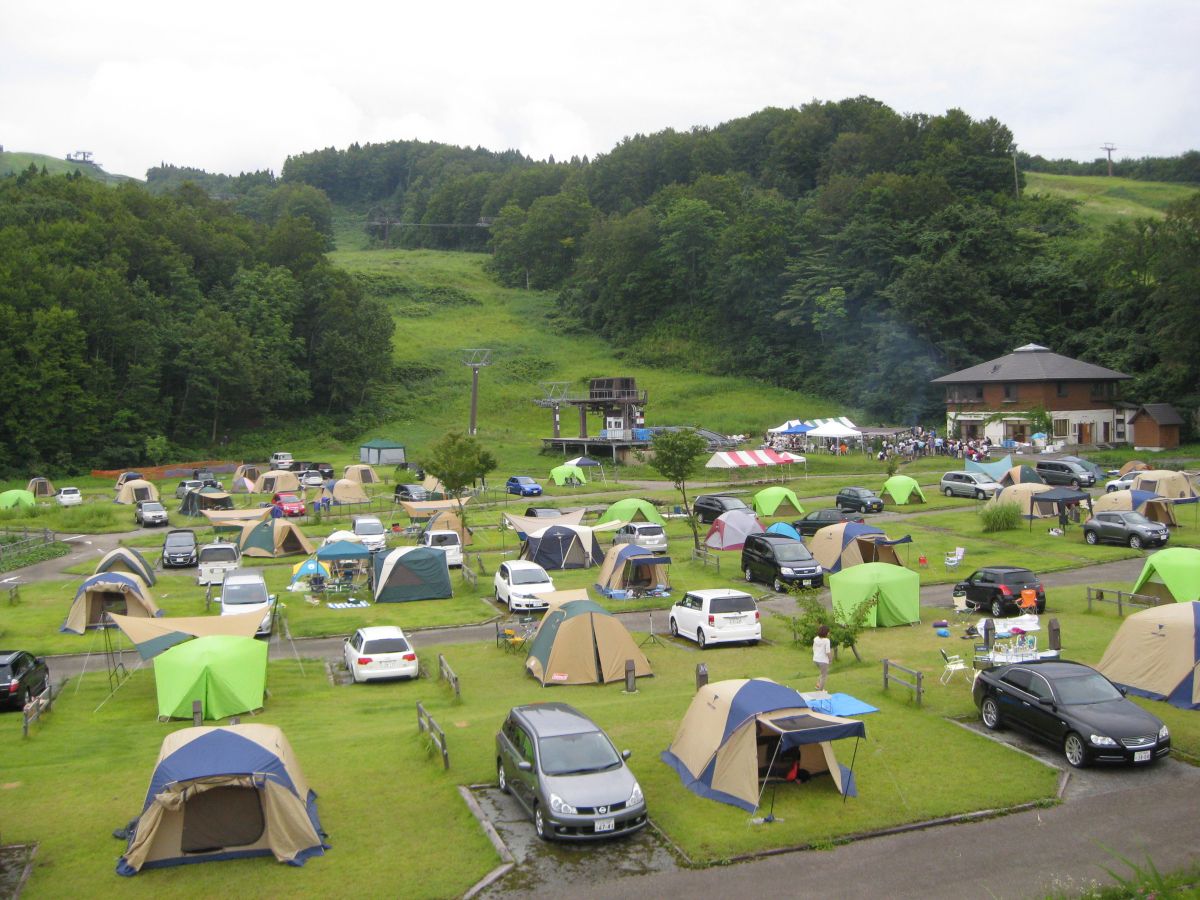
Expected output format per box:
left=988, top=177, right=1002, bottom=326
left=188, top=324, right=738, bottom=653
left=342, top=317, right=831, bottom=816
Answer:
left=506, top=476, right=543, bottom=497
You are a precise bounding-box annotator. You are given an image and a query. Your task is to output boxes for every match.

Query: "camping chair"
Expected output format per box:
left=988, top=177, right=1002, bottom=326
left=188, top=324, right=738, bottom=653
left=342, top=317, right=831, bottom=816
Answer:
left=951, top=592, right=971, bottom=615
left=940, top=648, right=968, bottom=684
left=1017, top=589, right=1039, bottom=615
left=944, top=547, right=965, bottom=572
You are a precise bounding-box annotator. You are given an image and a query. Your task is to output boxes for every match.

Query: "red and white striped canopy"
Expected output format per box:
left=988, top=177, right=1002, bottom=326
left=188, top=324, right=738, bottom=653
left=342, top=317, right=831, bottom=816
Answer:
left=705, top=449, right=805, bottom=469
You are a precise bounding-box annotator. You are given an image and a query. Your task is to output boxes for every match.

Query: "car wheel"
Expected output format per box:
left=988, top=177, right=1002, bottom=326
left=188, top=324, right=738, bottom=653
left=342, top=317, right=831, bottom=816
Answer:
left=744, top=567, right=754, bottom=583
left=1064, top=732, right=1090, bottom=768
left=1070, top=480, right=1080, bottom=490
left=991, top=598, right=1005, bottom=618
left=497, top=759, right=509, bottom=794
left=534, top=805, right=550, bottom=841
left=943, top=487, right=953, bottom=497
left=1128, top=534, right=1143, bottom=550
left=669, top=617, right=678, bottom=637
left=980, top=697, right=1002, bottom=731
left=697, top=629, right=708, bottom=649
left=772, top=576, right=785, bottom=593
left=1085, top=530, right=1099, bottom=545
left=975, top=490, right=985, bottom=500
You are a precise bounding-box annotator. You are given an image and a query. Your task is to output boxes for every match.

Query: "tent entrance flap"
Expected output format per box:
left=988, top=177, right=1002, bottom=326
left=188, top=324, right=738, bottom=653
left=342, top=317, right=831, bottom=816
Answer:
left=182, top=785, right=266, bottom=853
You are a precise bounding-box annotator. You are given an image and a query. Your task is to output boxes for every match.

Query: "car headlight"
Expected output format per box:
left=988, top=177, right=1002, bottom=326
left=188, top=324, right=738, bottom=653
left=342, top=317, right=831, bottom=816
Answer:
left=1159, top=724, right=1170, bottom=740
left=1089, top=734, right=1118, bottom=747
left=549, top=793, right=577, bottom=815
left=780, top=567, right=796, bottom=576
left=628, top=781, right=643, bottom=806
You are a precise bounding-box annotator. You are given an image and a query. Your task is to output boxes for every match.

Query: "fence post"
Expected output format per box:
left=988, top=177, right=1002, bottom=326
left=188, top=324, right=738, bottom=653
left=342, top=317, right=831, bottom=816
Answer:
left=624, top=659, right=636, bottom=693
left=695, top=663, right=708, bottom=691
left=1117, top=592, right=1123, bottom=617
left=882, top=658, right=890, bottom=691
left=915, top=670, right=923, bottom=708
left=192, top=700, right=203, bottom=726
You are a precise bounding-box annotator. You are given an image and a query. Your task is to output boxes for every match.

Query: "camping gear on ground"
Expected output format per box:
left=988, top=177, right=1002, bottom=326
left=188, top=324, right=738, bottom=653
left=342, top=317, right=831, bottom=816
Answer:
left=343, top=463, right=380, bottom=485
left=829, top=563, right=920, bottom=627
left=521, top=524, right=605, bottom=569
left=62, top=572, right=161, bottom=634
left=254, top=470, right=300, bottom=494
left=766, top=522, right=803, bottom=540
left=1131, top=547, right=1200, bottom=603
left=116, top=723, right=327, bottom=874
left=180, top=488, right=234, bottom=517
left=114, top=479, right=159, bottom=505
left=661, top=678, right=865, bottom=811
left=550, top=463, right=588, bottom=486
left=596, top=498, right=667, bottom=527
left=880, top=475, right=927, bottom=504
left=704, top=509, right=765, bottom=551
left=26, top=476, right=54, bottom=498
left=153, top=635, right=267, bottom=720
left=320, top=478, right=369, bottom=505
left=373, top=546, right=453, bottom=602
left=236, top=518, right=314, bottom=558
left=525, top=599, right=652, bottom=686
left=0, top=489, right=37, bottom=510
left=810, top=522, right=910, bottom=573
left=109, top=611, right=262, bottom=660
left=94, top=546, right=157, bottom=586
left=1096, top=601, right=1200, bottom=709
left=594, top=544, right=671, bottom=598
left=752, top=486, right=805, bottom=517
left=997, top=465, right=1044, bottom=487
left=1130, top=470, right=1199, bottom=502
left=1092, top=490, right=1179, bottom=526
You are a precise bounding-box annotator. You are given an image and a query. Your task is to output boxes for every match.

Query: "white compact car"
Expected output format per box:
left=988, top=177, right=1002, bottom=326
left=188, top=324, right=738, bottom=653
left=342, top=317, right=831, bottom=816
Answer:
left=420, top=530, right=463, bottom=567
left=55, top=487, right=82, bottom=507
left=612, top=522, right=669, bottom=554
left=219, top=571, right=276, bottom=636
left=494, top=561, right=556, bottom=612
left=668, top=589, right=761, bottom=649
left=352, top=515, right=388, bottom=553
left=344, top=626, right=419, bottom=683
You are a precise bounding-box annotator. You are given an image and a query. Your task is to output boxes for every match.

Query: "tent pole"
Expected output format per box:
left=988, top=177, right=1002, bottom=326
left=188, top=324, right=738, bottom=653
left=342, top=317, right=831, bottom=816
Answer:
left=843, top=737, right=861, bottom=805
left=753, top=731, right=785, bottom=817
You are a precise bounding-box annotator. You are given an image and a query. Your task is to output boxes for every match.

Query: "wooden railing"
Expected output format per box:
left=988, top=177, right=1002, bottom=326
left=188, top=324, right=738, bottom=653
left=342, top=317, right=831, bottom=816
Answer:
left=1086, top=586, right=1164, bottom=616
left=438, top=653, right=461, bottom=701
left=417, top=701, right=450, bottom=769
left=882, top=659, right=924, bottom=707
left=22, top=682, right=55, bottom=737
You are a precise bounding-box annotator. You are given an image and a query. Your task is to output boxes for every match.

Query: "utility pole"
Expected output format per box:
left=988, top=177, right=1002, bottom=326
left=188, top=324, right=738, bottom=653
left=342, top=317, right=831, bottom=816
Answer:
left=1012, top=150, right=1020, bottom=199
left=1100, top=143, right=1117, bottom=177
left=462, top=349, right=492, bottom=436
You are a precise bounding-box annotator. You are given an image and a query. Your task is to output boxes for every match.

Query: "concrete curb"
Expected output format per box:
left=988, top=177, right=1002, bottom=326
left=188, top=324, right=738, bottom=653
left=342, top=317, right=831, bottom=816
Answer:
left=459, top=785, right=515, bottom=899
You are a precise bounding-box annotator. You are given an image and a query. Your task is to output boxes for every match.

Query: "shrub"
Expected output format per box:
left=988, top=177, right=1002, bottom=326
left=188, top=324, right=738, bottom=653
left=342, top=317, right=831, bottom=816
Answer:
left=980, top=501, right=1022, bottom=532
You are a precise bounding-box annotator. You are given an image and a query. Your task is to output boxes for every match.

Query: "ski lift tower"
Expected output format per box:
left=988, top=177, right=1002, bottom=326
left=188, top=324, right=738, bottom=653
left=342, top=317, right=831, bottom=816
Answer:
left=462, top=349, right=492, bottom=435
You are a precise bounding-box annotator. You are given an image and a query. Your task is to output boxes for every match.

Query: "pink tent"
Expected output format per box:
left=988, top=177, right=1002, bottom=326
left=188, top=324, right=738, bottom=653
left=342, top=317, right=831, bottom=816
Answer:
left=706, top=449, right=805, bottom=468
left=704, top=509, right=765, bottom=551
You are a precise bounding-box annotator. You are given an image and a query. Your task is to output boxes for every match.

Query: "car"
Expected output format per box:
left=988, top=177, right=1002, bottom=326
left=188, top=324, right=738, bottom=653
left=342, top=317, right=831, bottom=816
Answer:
left=1083, top=511, right=1170, bottom=549
left=835, top=487, right=884, bottom=513
left=194, top=470, right=220, bottom=489
left=343, top=626, right=419, bottom=683
left=0, top=650, right=50, bottom=711
left=940, top=471, right=1001, bottom=500
left=506, top=476, right=543, bottom=497
left=352, top=515, right=388, bottom=552
left=954, top=566, right=1046, bottom=617
left=197, top=540, right=241, bottom=586
left=55, top=486, right=82, bottom=507
left=298, top=469, right=326, bottom=488
left=271, top=491, right=306, bottom=517
left=312, top=462, right=335, bottom=479
left=1035, top=459, right=1096, bottom=489
left=393, top=483, right=428, bottom=503
left=1104, top=473, right=1139, bottom=493
left=161, top=529, right=199, bottom=568
left=791, top=508, right=865, bottom=537
left=1058, top=455, right=1108, bottom=484
left=269, top=451, right=295, bottom=470
left=668, top=589, right=761, bottom=648
left=496, top=702, right=647, bottom=841
left=741, top=534, right=823, bottom=592
left=175, top=479, right=204, bottom=499
left=419, top=529, right=463, bottom=567
left=693, top=494, right=749, bottom=524
left=219, top=571, right=276, bottom=636
left=494, top=561, right=557, bottom=611
left=612, top=522, right=668, bottom=554
left=973, top=660, right=1170, bottom=768
left=134, top=500, right=169, bottom=527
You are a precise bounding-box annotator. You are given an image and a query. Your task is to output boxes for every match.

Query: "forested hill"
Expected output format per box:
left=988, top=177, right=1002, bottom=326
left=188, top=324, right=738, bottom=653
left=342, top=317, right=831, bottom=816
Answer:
left=280, top=98, right=1200, bottom=428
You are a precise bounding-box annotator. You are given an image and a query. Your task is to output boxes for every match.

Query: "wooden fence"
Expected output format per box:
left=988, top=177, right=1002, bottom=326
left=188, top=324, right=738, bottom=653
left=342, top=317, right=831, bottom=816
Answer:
left=1086, top=586, right=1164, bottom=616
left=691, top=546, right=720, bottom=573
left=417, top=701, right=450, bottom=769
left=882, top=659, right=924, bottom=707
left=438, top=653, right=461, bottom=701
left=22, top=682, right=55, bottom=737
left=0, top=528, right=56, bottom=564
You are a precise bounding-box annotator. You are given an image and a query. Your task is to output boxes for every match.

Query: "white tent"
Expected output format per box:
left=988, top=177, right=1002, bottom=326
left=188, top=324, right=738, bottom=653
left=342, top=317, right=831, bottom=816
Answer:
left=806, top=421, right=862, bottom=439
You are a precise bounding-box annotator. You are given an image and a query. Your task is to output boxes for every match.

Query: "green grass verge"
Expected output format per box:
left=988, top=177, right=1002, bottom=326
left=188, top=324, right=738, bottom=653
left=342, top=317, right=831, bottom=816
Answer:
left=1024, top=172, right=1199, bottom=227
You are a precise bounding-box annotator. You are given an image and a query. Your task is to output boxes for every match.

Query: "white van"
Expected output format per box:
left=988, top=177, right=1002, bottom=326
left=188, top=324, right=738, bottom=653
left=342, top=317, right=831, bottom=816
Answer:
left=220, top=571, right=275, bottom=636
left=197, top=541, right=241, bottom=586
left=269, top=451, right=294, bottom=470
left=352, top=515, right=388, bottom=553
left=420, top=530, right=463, bottom=567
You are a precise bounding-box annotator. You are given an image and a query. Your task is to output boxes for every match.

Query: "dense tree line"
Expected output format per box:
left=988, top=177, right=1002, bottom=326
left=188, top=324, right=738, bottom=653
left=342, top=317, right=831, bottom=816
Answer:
left=1018, top=150, right=1200, bottom=184
left=0, top=168, right=393, bottom=474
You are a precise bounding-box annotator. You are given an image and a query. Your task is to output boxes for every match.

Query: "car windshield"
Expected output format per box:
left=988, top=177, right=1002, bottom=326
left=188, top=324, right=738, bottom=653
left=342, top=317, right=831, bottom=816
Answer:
left=511, top=568, right=550, bottom=585
left=974, top=475, right=998, bottom=485
left=401, top=485, right=425, bottom=495
left=514, top=477, right=535, bottom=485
left=62, top=488, right=78, bottom=495
left=356, top=521, right=384, bottom=535
left=363, top=637, right=410, bottom=654
left=223, top=581, right=268, bottom=605
left=538, top=731, right=621, bottom=775
left=635, top=526, right=664, bottom=536
left=1121, top=513, right=1152, bottom=526
left=142, top=503, right=164, bottom=512
left=278, top=493, right=299, bottom=502
left=165, top=533, right=194, bottom=549
left=1054, top=672, right=1124, bottom=705
left=722, top=498, right=748, bottom=510
left=773, top=543, right=814, bottom=562
left=710, top=594, right=757, bottom=614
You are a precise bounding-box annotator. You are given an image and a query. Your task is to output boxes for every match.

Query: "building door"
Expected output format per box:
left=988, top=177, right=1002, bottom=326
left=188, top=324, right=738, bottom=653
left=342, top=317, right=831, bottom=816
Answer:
left=1078, top=423, right=1092, bottom=444
left=1102, top=421, right=1111, bottom=443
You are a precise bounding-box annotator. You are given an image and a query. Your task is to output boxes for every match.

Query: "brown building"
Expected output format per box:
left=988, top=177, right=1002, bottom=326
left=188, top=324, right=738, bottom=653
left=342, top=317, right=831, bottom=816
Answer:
left=1128, top=403, right=1184, bottom=451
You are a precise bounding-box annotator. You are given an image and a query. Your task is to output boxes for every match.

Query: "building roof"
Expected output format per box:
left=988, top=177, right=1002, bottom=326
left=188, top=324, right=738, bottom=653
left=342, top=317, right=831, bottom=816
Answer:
left=931, top=344, right=1131, bottom=384
left=1129, top=403, right=1185, bottom=426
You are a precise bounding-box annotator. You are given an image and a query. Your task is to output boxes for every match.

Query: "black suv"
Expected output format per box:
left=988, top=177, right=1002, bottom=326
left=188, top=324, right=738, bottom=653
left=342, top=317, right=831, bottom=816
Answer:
left=1083, top=511, right=1170, bottom=549
left=954, top=567, right=1046, bottom=617
left=836, top=487, right=884, bottom=514
left=1035, top=460, right=1096, bottom=489
left=791, top=508, right=865, bottom=537
left=741, top=534, right=824, bottom=592
left=162, top=529, right=199, bottom=568
left=1, top=650, right=50, bottom=710
left=694, top=495, right=749, bottom=524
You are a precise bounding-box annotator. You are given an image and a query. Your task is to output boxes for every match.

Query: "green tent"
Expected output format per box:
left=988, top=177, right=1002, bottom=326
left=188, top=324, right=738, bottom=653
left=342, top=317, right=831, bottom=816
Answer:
left=752, top=486, right=804, bottom=517
left=0, top=489, right=36, bottom=510
left=1132, top=548, right=1200, bottom=604
left=595, top=498, right=666, bottom=526
left=829, top=562, right=920, bottom=627
left=550, top=464, right=587, bottom=486
left=881, top=475, right=926, bottom=505
left=373, top=546, right=453, bottom=602
left=153, top=635, right=267, bottom=720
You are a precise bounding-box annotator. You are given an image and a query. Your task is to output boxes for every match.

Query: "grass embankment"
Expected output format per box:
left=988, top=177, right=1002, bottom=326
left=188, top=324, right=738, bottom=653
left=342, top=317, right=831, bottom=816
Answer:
left=1023, top=172, right=1199, bottom=227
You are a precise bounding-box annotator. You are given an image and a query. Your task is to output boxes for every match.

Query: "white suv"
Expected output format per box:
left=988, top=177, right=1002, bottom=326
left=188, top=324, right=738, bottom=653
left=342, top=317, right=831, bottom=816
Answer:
left=269, top=451, right=295, bottom=470
left=668, top=589, right=761, bottom=649
left=494, top=561, right=556, bottom=611
left=352, top=515, right=388, bottom=553
left=55, top=486, right=82, bottom=506
left=420, top=530, right=463, bottom=567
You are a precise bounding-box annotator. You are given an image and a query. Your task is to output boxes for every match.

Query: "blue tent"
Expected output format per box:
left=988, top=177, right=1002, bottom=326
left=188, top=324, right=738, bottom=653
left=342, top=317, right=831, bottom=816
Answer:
left=966, top=454, right=1012, bottom=483
left=783, top=424, right=812, bottom=434
left=521, top=524, right=603, bottom=570
left=766, top=522, right=802, bottom=540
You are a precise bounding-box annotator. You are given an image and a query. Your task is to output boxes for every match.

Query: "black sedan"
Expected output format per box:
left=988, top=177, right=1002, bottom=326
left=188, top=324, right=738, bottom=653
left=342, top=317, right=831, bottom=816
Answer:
left=973, top=660, right=1170, bottom=768
left=791, top=508, right=865, bottom=537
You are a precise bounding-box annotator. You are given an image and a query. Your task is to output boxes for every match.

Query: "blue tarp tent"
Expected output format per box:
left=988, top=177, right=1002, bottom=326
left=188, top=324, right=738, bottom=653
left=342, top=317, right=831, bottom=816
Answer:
left=966, top=454, right=1012, bottom=483
left=316, top=540, right=371, bottom=561
left=766, top=522, right=803, bottom=540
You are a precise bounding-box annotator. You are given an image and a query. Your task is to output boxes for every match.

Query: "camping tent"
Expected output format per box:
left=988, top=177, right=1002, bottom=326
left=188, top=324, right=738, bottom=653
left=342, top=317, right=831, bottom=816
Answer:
left=997, top=465, right=1044, bottom=487
left=706, top=449, right=805, bottom=469
left=255, top=470, right=299, bottom=494
left=359, top=438, right=406, bottom=466
left=1119, top=459, right=1152, bottom=477
left=504, top=508, right=584, bottom=541
left=180, top=488, right=234, bottom=517
left=62, top=572, right=161, bottom=634
left=317, top=540, right=371, bottom=562
left=230, top=464, right=261, bottom=493
left=594, top=544, right=671, bottom=595
left=0, top=489, right=36, bottom=510
left=154, top=635, right=267, bottom=720
left=1131, top=470, right=1199, bottom=502
left=806, top=421, right=862, bottom=439
left=116, top=723, right=327, bottom=875
left=880, top=475, right=926, bottom=505
left=1096, top=601, right=1200, bottom=709
left=1131, top=548, right=1200, bottom=603
left=236, top=519, right=314, bottom=558
left=596, top=498, right=667, bottom=527
left=343, top=464, right=380, bottom=485
left=423, top=507, right=473, bottom=545
left=320, top=479, right=369, bottom=505
left=966, top=454, right=1013, bottom=483
left=26, top=476, right=54, bottom=498
left=94, top=546, right=157, bottom=586
left=400, top=497, right=471, bottom=521
left=522, top=524, right=605, bottom=569
left=704, top=509, right=765, bottom=551
left=550, top=464, right=588, bottom=486
left=373, top=546, right=453, bottom=602
left=829, top=563, right=920, bottom=627
left=525, top=599, right=652, bottom=686
left=766, top=522, right=802, bottom=540
left=1092, top=490, right=1179, bottom=526
left=109, top=612, right=263, bottom=659
left=202, top=507, right=272, bottom=530
left=753, top=486, right=804, bottom=517
left=810, top=522, right=909, bottom=573
left=991, top=483, right=1057, bottom=518
left=661, top=678, right=864, bottom=811
left=115, top=479, right=159, bottom=505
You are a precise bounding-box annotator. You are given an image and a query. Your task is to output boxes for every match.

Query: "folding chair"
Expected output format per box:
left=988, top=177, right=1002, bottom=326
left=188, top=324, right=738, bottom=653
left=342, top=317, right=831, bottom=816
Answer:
left=1017, top=589, right=1039, bottom=615
left=940, top=648, right=969, bottom=684
left=951, top=592, right=971, bottom=615
left=944, top=547, right=966, bottom=572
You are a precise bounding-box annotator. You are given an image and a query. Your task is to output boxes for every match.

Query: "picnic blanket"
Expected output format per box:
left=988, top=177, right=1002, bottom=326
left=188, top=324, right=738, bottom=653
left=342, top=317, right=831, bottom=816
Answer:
left=326, top=599, right=370, bottom=609
left=800, top=691, right=879, bottom=717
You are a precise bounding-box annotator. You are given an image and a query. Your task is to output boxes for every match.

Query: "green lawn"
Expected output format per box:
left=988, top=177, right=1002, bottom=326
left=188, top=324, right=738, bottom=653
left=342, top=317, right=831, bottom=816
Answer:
left=1024, top=172, right=1199, bottom=227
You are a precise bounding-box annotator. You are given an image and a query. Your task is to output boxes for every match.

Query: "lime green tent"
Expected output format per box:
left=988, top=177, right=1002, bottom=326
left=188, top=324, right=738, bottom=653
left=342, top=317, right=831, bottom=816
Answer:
left=596, top=498, right=666, bottom=526
left=1132, top=548, right=1200, bottom=604
left=0, top=489, right=36, bottom=510
left=881, top=475, right=926, bottom=505
left=153, top=635, right=267, bottom=720
left=752, top=486, right=804, bottom=517
left=829, top=562, right=920, bottom=627
left=550, top=464, right=587, bottom=486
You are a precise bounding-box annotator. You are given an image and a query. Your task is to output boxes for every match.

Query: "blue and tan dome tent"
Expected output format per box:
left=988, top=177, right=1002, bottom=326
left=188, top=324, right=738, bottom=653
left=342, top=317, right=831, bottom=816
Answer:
left=525, top=599, right=652, bottom=686
left=94, top=546, right=157, bottom=586
left=661, top=678, right=865, bottom=811
left=62, top=572, right=161, bottom=634
left=372, top=546, right=452, bottom=602
left=116, top=723, right=328, bottom=875
left=1092, top=489, right=1178, bottom=526
left=810, top=522, right=910, bottom=573
left=1097, top=601, right=1200, bottom=709
left=521, top=524, right=605, bottom=569
left=594, top=544, right=671, bottom=595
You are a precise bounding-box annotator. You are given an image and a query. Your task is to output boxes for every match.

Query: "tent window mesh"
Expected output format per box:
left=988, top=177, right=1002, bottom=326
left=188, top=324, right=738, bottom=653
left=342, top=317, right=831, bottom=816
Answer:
left=181, top=786, right=265, bottom=853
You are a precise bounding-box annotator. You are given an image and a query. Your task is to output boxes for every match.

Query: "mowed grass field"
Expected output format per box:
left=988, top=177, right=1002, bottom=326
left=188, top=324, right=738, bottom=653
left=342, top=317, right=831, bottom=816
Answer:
left=1024, top=171, right=1198, bottom=227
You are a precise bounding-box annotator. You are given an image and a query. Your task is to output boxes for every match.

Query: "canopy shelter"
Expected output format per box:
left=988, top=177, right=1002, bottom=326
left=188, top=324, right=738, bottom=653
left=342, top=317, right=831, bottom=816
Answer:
left=115, top=479, right=159, bottom=505
left=180, top=488, right=234, bottom=517
left=596, top=498, right=667, bottom=527
left=110, top=612, right=263, bottom=660
left=661, top=678, right=864, bottom=812
left=1093, top=490, right=1179, bottom=526
left=0, top=489, right=36, bottom=510
left=400, top=497, right=471, bottom=521
left=594, top=544, right=671, bottom=596
left=1097, top=601, right=1200, bottom=709
left=359, top=438, right=406, bottom=466
left=522, top=524, right=605, bottom=570
left=504, top=508, right=585, bottom=541
left=805, top=421, right=862, bottom=440
left=1131, top=548, right=1200, bottom=604
left=766, top=522, right=802, bottom=540
left=753, top=486, right=804, bottom=517
left=316, top=540, right=371, bottom=562
left=154, top=635, right=267, bottom=720
left=830, top=563, right=920, bottom=627
left=343, top=464, right=380, bottom=485
left=966, top=454, right=1013, bottom=483
left=1131, top=470, right=1199, bottom=502
left=372, top=546, right=453, bottom=602
left=810, top=522, right=909, bottom=573
left=116, top=724, right=327, bottom=875
left=704, top=509, right=765, bottom=551
left=997, top=465, right=1044, bottom=487
left=706, top=449, right=805, bottom=469
left=564, top=455, right=606, bottom=483
left=525, top=599, right=652, bottom=686
left=880, top=475, right=926, bottom=505
left=320, top=478, right=369, bottom=505
left=230, top=464, right=261, bottom=493
left=254, top=470, right=299, bottom=494
left=421, top=475, right=445, bottom=496
left=94, top=546, right=157, bottom=586
left=62, top=572, right=160, bottom=634
left=236, top=518, right=314, bottom=558
left=1119, top=459, right=1152, bottom=477
left=26, top=476, right=54, bottom=498
left=550, top=464, right=588, bottom=486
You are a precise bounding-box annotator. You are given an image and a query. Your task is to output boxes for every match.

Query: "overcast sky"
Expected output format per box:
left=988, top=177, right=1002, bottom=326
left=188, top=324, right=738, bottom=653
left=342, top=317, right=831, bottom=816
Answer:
left=2, top=0, right=1197, bottom=179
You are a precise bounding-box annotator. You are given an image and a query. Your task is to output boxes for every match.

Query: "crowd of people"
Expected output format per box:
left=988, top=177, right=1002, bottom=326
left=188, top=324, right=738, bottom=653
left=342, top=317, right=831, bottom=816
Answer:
left=766, top=424, right=998, bottom=463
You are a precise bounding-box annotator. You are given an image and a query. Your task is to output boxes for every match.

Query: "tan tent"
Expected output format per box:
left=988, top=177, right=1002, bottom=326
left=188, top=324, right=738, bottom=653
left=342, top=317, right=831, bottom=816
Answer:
left=108, top=611, right=263, bottom=659
left=94, top=546, right=157, bottom=586
left=255, top=470, right=300, bottom=494
left=1096, top=601, right=1200, bottom=709
left=504, top=508, right=585, bottom=538
left=539, top=589, right=592, bottom=615
left=810, top=522, right=905, bottom=573
left=201, top=506, right=272, bottom=527
left=26, top=476, right=55, bottom=498
left=320, top=479, right=369, bottom=505
left=992, top=482, right=1057, bottom=518
left=1092, top=490, right=1179, bottom=526
left=525, top=599, right=652, bottom=686
left=421, top=475, right=444, bottom=495
left=1131, top=470, right=1198, bottom=501
left=595, top=544, right=671, bottom=594
left=62, top=572, right=160, bottom=634
left=115, top=479, right=160, bottom=505
left=401, top=497, right=471, bottom=520
left=343, top=464, right=380, bottom=485
left=1119, top=459, right=1152, bottom=477
left=425, top=508, right=473, bottom=545
left=231, top=464, right=261, bottom=493
left=236, top=518, right=315, bottom=558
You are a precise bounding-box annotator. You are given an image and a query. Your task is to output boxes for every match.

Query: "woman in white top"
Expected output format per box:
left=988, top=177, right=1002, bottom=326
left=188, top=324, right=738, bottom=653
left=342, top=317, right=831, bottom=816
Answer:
left=813, top=624, right=831, bottom=691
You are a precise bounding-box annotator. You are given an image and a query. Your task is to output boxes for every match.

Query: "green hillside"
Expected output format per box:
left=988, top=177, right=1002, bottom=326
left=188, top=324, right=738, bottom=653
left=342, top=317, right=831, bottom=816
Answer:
left=0, top=150, right=135, bottom=184
left=1024, top=171, right=1198, bottom=226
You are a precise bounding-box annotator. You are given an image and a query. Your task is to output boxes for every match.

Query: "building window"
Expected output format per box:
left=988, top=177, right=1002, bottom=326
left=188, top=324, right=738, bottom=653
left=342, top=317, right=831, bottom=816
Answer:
left=1056, top=381, right=1068, bottom=398
left=1091, top=381, right=1115, bottom=401
left=1003, top=383, right=1018, bottom=401
left=1053, top=418, right=1070, bottom=439
left=946, top=384, right=983, bottom=404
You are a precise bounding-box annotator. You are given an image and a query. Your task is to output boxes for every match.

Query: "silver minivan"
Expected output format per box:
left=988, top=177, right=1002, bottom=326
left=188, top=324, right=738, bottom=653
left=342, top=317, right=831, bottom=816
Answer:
left=940, top=471, right=1001, bottom=499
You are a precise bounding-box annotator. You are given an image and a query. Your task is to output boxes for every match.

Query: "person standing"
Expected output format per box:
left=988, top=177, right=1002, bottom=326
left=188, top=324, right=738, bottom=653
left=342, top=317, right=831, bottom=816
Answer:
left=813, top=625, right=831, bottom=691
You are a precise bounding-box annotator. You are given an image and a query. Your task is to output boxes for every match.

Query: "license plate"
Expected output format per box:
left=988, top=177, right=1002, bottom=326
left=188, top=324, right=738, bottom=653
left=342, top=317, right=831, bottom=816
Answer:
left=1134, top=750, right=1151, bottom=762
left=726, top=616, right=744, bottom=624
left=802, top=579, right=812, bottom=587
left=378, top=660, right=397, bottom=668
left=594, top=818, right=615, bottom=833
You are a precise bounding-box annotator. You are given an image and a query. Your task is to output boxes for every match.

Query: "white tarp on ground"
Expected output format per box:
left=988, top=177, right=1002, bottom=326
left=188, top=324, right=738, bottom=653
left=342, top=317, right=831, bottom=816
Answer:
left=705, top=449, right=805, bottom=468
